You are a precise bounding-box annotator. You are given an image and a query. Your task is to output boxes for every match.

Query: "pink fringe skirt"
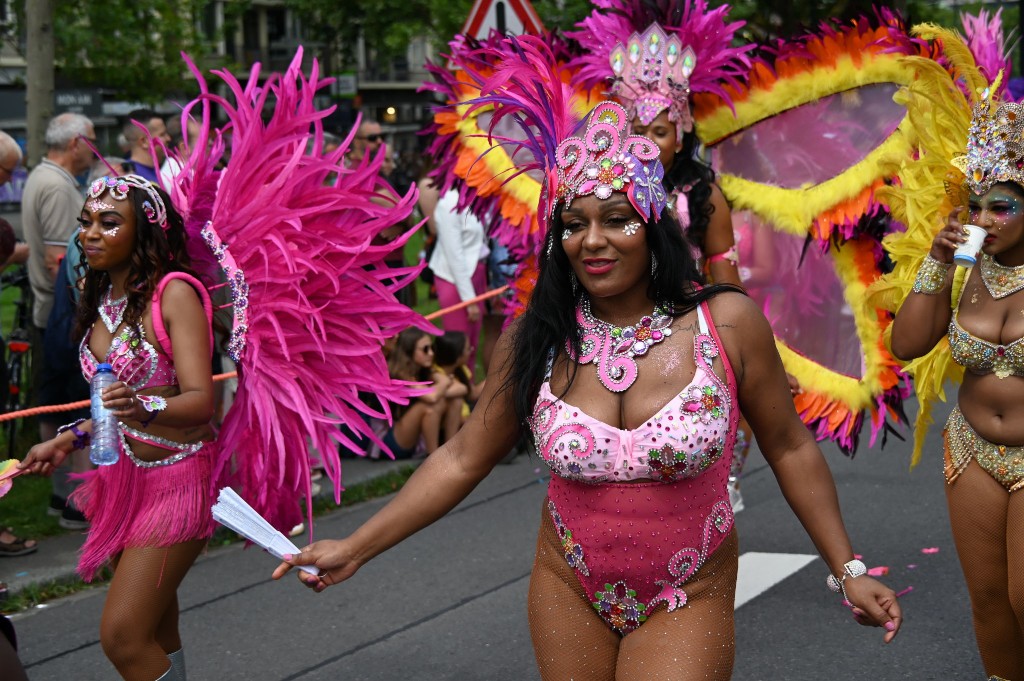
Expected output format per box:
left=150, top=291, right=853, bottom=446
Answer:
left=69, top=441, right=218, bottom=581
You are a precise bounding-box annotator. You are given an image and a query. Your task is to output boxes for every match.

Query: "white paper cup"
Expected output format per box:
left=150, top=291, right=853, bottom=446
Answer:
left=953, top=224, right=987, bottom=267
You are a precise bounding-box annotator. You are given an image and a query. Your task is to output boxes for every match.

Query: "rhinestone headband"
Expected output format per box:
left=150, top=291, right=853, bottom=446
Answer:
left=951, top=88, right=1024, bottom=195
left=88, top=174, right=169, bottom=230
left=551, top=101, right=666, bottom=221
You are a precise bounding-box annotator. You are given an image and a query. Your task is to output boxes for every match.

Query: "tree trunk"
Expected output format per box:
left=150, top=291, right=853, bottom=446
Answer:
left=25, top=0, right=55, bottom=169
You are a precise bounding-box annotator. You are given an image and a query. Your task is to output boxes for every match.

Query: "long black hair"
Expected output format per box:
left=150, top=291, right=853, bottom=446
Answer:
left=501, top=201, right=741, bottom=426
left=664, top=128, right=717, bottom=254
left=74, top=184, right=204, bottom=342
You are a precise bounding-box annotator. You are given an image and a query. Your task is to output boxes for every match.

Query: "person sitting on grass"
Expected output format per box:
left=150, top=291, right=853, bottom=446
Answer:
left=383, top=328, right=463, bottom=458
left=433, top=330, right=487, bottom=439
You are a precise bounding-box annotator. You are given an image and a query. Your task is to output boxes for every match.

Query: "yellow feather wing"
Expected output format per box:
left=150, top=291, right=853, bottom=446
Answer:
left=867, top=30, right=983, bottom=467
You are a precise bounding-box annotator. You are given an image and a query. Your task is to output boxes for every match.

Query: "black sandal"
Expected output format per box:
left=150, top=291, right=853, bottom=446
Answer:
left=0, top=528, right=37, bottom=557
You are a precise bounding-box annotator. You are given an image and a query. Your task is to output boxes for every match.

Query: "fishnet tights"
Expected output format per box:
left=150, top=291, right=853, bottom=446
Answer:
left=528, top=506, right=738, bottom=680
left=945, top=452, right=1024, bottom=680
left=101, top=540, right=205, bottom=680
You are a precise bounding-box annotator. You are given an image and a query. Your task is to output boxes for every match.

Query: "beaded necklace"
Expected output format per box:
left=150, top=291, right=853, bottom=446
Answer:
left=569, top=296, right=673, bottom=392
left=980, top=253, right=1024, bottom=299
left=99, top=287, right=128, bottom=334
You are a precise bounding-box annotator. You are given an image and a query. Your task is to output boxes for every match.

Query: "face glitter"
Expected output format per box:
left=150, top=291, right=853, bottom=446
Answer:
left=87, top=200, right=116, bottom=213
left=967, top=190, right=1024, bottom=224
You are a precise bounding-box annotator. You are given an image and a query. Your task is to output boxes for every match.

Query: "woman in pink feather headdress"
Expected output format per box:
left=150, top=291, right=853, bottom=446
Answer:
left=19, top=47, right=429, bottom=680
left=567, top=0, right=768, bottom=513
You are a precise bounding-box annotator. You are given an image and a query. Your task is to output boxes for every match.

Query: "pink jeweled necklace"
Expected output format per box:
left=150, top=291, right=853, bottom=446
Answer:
left=568, top=296, right=673, bottom=392
left=99, top=286, right=128, bottom=334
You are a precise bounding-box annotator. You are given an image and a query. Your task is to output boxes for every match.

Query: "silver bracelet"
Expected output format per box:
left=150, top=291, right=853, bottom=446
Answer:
left=56, top=418, right=90, bottom=450
left=912, top=255, right=951, bottom=294
left=826, top=559, right=867, bottom=600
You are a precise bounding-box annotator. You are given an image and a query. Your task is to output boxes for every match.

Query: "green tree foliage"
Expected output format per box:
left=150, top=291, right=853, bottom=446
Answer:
left=289, top=0, right=593, bottom=72
left=15, top=0, right=209, bottom=103
left=532, top=0, right=592, bottom=32
left=288, top=0, right=474, bottom=71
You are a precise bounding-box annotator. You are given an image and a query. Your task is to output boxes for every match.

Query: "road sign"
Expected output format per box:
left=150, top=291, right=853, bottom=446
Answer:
left=461, top=0, right=546, bottom=38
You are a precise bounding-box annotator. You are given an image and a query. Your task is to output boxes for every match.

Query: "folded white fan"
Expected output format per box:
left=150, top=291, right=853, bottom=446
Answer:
left=212, top=487, right=319, bottom=576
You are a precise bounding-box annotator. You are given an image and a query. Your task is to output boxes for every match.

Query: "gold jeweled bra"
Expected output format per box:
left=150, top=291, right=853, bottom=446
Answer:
left=948, top=312, right=1024, bottom=379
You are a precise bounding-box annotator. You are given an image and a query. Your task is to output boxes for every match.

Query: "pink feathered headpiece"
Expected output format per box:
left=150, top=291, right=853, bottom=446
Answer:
left=553, top=101, right=666, bottom=220
left=567, top=0, right=752, bottom=141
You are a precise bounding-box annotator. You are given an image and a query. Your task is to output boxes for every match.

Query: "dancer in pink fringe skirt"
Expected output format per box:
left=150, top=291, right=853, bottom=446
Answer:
left=20, top=175, right=216, bottom=681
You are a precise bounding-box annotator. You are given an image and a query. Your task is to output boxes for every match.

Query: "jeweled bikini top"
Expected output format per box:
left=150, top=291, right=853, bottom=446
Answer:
left=948, top=312, right=1024, bottom=379
left=79, top=273, right=214, bottom=390
left=80, top=323, right=176, bottom=391
left=531, top=303, right=733, bottom=483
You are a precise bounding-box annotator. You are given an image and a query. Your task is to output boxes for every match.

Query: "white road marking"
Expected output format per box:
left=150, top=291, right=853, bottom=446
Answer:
left=735, top=552, right=818, bottom=609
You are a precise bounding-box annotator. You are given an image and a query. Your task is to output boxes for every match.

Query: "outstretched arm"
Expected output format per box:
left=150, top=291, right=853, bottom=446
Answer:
left=712, top=293, right=902, bottom=643
left=273, top=326, right=523, bottom=589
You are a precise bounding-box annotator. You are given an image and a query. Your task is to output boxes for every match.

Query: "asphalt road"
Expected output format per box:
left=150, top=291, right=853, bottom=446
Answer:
left=12, top=398, right=982, bottom=680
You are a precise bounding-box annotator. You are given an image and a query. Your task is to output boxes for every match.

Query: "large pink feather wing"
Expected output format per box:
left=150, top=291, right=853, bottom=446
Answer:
left=172, top=50, right=431, bottom=535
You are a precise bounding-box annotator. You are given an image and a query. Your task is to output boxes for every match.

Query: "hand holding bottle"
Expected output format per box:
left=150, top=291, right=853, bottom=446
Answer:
left=91, top=364, right=120, bottom=465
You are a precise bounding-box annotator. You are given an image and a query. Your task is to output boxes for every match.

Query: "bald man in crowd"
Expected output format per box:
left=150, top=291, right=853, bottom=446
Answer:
left=0, top=130, right=28, bottom=266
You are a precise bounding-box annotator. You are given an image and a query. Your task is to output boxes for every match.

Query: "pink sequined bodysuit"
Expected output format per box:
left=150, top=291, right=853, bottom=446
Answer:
left=80, top=272, right=214, bottom=392
left=531, top=302, right=737, bottom=634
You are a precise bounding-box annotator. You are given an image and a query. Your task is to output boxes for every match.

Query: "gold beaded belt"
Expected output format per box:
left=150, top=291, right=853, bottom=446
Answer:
left=945, top=406, right=1024, bottom=492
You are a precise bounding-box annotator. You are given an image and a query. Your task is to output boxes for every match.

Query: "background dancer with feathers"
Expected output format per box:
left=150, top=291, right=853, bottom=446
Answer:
left=871, top=22, right=1024, bottom=680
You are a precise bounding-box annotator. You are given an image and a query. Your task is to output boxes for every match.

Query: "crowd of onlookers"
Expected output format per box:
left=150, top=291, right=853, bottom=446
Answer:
left=340, top=117, right=512, bottom=463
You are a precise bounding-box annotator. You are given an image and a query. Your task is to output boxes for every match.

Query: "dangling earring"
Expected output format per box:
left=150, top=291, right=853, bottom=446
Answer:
left=545, top=232, right=554, bottom=258
left=651, top=254, right=658, bottom=277
left=570, top=271, right=579, bottom=295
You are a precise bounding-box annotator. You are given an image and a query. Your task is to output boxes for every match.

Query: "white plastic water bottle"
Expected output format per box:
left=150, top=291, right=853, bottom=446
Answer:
left=90, top=363, right=119, bottom=465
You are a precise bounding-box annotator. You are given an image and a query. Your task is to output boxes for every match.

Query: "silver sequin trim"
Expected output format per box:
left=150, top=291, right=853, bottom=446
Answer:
left=118, top=424, right=204, bottom=468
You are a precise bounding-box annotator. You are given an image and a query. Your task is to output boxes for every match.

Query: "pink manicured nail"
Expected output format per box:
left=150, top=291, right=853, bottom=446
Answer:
left=282, top=553, right=293, bottom=561
left=885, top=622, right=895, bottom=631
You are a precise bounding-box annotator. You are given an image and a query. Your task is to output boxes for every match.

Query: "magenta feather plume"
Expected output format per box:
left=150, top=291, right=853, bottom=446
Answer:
left=420, top=31, right=515, bottom=202
left=566, top=0, right=752, bottom=106
left=465, top=34, right=591, bottom=254
left=961, top=8, right=1015, bottom=90
left=422, top=32, right=590, bottom=259
left=171, top=49, right=432, bottom=535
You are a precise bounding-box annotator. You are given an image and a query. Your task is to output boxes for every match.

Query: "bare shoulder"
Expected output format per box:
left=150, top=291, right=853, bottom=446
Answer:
left=705, top=290, right=761, bottom=324
left=705, top=291, right=773, bottom=346
left=496, top=316, right=524, bottom=347
left=709, top=182, right=727, bottom=203
left=705, top=184, right=734, bottom=245
left=160, top=277, right=204, bottom=305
